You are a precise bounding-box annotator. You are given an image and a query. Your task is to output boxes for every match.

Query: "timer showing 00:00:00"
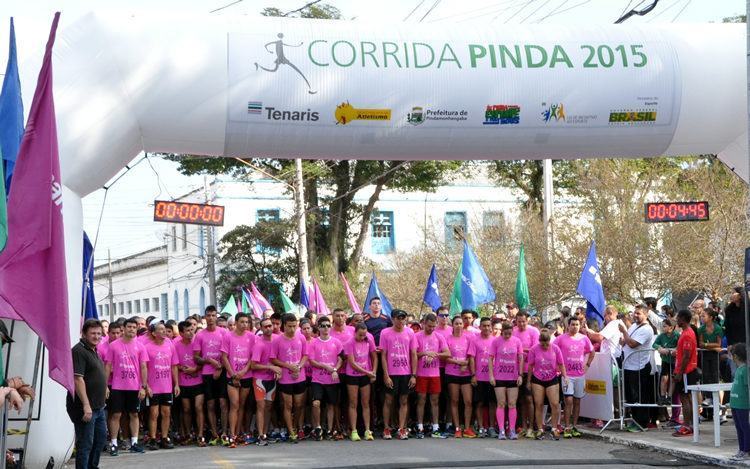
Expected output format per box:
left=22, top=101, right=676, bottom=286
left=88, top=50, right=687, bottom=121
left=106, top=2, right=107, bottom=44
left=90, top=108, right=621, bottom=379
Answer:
left=153, top=200, right=225, bottom=226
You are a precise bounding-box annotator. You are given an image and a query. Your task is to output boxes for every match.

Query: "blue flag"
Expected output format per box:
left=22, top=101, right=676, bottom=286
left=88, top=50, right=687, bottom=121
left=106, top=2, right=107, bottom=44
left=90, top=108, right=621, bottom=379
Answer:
left=0, top=18, right=25, bottom=193
left=363, top=273, right=393, bottom=317
left=577, top=240, right=606, bottom=327
left=82, top=232, right=98, bottom=319
left=461, top=240, right=495, bottom=310
left=422, top=264, right=441, bottom=311
left=299, top=278, right=310, bottom=308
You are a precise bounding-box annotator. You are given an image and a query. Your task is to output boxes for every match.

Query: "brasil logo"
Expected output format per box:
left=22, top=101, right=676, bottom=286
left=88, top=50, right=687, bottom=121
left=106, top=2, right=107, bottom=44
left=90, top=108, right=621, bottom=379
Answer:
left=335, top=102, right=392, bottom=125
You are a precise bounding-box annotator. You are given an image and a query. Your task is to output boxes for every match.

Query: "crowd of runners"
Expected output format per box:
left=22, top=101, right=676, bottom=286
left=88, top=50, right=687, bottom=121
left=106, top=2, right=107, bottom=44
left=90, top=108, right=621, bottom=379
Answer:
left=83, top=298, right=601, bottom=456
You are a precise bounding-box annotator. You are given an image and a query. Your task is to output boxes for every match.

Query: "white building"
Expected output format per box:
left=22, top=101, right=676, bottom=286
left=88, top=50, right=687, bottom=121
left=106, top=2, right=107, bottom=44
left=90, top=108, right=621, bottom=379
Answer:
left=93, top=174, right=522, bottom=322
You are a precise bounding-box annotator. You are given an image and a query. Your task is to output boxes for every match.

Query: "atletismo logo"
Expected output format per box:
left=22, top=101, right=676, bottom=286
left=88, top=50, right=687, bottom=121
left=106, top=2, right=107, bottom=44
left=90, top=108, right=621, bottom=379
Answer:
left=335, top=102, right=391, bottom=125
left=247, top=101, right=320, bottom=121
left=483, top=105, right=520, bottom=125
left=608, top=110, right=657, bottom=124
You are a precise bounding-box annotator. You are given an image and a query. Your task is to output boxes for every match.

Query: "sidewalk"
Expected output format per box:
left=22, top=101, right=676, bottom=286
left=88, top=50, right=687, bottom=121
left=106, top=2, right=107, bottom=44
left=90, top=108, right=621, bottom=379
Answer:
left=580, top=418, right=748, bottom=468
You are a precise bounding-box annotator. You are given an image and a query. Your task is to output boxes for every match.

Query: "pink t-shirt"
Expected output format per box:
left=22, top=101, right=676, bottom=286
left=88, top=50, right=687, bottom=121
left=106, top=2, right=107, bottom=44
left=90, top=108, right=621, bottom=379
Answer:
left=527, top=343, right=564, bottom=381
left=330, top=325, right=354, bottom=344
left=554, top=333, right=593, bottom=377
left=193, top=327, right=227, bottom=375
left=344, top=337, right=376, bottom=377
left=512, top=326, right=540, bottom=372
left=106, top=338, right=149, bottom=391
left=144, top=339, right=179, bottom=394
left=308, top=337, right=343, bottom=385
left=221, top=331, right=255, bottom=380
left=304, top=338, right=314, bottom=378
left=414, top=331, right=448, bottom=378
left=468, top=334, right=495, bottom=382
left=435, top=326, right=453, bottom=368
left=173, top=337, right=202, bottom=387
left=445, top=333, right=472, bottom=377
left=270, top=334, right=307, bottom=384
left=251, top=335, right=276, bottom=381
left=380, top=327, right=417, bottom=376
left=96, top=339, right=109, bottom=362
left=491, top=335, right=524, bottom=381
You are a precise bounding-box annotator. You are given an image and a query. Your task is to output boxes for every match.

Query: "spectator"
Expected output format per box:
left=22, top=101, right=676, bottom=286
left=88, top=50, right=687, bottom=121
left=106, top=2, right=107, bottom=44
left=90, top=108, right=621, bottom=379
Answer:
left=672, top=309, right=699, bottom=437
left=619, top=304, right=656, bottom=431
left=725, top=287, right=746, bottom=363
left=730, top=343, right=749, bottom=460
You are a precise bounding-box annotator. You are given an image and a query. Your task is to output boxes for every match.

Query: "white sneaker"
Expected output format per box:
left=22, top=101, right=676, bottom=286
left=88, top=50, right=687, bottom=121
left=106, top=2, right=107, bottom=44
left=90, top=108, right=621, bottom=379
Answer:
left=497, top=431, right=506, bottom=440
left=731, top=451, right=747, bottom=460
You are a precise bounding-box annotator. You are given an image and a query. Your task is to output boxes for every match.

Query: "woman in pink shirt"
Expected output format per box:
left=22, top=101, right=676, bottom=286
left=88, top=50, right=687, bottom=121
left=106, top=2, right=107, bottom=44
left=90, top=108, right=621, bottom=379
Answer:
left=143, top=320, right=180, bottom=450
left=489, top=322, right=524, bottom=440
left=344, top=323, right=378, bottom=441
left=526, top=328, right=567, bottom=440
left=220, top=313, right=255, bottom=447
left=444, top=316, right=476, bottom=438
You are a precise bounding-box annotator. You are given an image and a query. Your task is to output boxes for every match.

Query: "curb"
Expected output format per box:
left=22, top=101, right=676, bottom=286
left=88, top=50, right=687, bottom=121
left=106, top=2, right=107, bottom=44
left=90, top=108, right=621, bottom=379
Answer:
left=579, top=428, right=749, bottom=468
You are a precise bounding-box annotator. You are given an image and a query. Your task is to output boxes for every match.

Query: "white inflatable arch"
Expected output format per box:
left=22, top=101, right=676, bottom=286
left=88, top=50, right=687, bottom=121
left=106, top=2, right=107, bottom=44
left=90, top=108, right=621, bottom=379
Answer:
left=9, top=12, right=747, bottom=467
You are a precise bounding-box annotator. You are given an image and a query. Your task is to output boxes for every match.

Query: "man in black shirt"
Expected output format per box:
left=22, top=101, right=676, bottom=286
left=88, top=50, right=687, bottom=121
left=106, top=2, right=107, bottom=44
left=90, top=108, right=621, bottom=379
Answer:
left=364, top=297, right=392, bottom=347
left=67, top=319, right=107, bottom=469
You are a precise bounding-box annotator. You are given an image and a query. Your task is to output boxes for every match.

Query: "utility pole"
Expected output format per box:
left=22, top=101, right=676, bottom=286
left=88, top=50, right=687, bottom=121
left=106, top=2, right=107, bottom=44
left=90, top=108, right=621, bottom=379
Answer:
left=204, top=177, right=218, bottom=306
left=107, top=249, right=114, bottom=322
left=542, top=159, right=554, bottom=321
left=294, top=158, right=310, bottom=284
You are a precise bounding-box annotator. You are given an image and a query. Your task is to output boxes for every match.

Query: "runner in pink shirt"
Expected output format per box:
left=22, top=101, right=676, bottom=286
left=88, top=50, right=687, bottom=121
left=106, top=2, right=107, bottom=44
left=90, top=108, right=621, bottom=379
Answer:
left=526, top=328, right=567, bottom=440
left=489, top=322, right=524, bottom=440
left=445, top=315, right=475, bottom=438
left=173, top=320, right=206, bottom=446
left=469, top=317, right=498, bottom=438
left=330, top=309, right=355, bottom=344
left=308, top=316, right=344, bottom=440
left=379, top=309, right=417, bottom=440
left=104, top=317, right=148, bottom=454
left=414, top=313, right=450, bottom=439
left=220, top=313, right=255, bottom=447
left=250, top=318, right=282, bottom=446
left=343, top=323, right=378, bottom=441
left=554, top=317, right=594, bottom=438
left=97, top=321, right=121, bottom=362
left=512, top=311, right=540, bottom=437
left=461, top=310, right=481, bottom=335
left=144, top=320, right=180, bottom=450
left=192, top=307, right=229, bottom=445
left=270, top=313, right=309, bottom=443
left=299, top=318, right=315, bottom=438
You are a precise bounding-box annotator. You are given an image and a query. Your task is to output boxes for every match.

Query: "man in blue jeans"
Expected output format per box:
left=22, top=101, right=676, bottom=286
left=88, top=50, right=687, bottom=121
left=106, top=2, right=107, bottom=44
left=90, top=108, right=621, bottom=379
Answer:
left=67, top=319, right=108, bottom=469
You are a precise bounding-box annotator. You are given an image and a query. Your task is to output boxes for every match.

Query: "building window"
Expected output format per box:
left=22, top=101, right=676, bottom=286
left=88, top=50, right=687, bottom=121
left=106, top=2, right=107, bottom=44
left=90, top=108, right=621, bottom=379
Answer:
left=118, top=302, right=124, bottom=315
left=104, top=304, right=109, bottom=317
left=444, top=211, right=467, bottom=247
left=134, top=300, right=141, bottom=313
left=126, top=301, right=132, bottom=314
left=171, top=225, right=177, bottom=251
left=371, top=210, right=395, bottom=254
left=97, top=305, right=103, bottom=317
left=182, top=224, right=188, bottom=250
left=183, top=289, right=190, bottom=319
left=173, top=291, right=179, bottom=320
left=159, top=294, right=167, bottom=318
left=256, top=209, right=281, bottom=253
left=482, top=210, right=507, bottom=245
left=143, top=299, right=150, bottom=313
left=199, top=287, right=206, bottom=315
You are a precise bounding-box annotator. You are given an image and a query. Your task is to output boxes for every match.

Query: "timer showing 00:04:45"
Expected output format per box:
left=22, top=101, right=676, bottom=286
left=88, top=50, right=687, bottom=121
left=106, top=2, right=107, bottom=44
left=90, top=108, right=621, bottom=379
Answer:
left=153, top=200, right=225, bottom=226
left=644, top=201, right=709, bottom=223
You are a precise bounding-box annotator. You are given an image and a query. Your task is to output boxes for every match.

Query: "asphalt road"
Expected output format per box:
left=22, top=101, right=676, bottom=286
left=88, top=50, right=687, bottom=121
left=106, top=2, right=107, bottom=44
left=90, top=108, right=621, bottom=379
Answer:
left=88, top=437, right=717, bottom=469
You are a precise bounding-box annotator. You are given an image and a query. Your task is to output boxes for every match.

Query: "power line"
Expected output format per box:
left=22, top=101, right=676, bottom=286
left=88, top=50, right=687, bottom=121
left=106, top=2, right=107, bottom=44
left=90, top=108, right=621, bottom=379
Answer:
left=419, top=0, right=442, bottom=22
left=520, top=0, right=555, bottom=23
left=209, top=0, right=244, bottom=14
left=404, top=0, right=427, bottom=21
left=671, top=0, right=692, bottom=21
left=504, top=0, right=538, bottom=23
left=283, top=0, right=323, bottom=16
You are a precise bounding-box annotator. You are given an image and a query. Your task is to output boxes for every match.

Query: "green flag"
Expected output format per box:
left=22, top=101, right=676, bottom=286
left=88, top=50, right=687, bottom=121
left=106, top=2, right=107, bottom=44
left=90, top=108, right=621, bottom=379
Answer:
left=241, top=291, right=249, bottom=314
left=0, top=147, right=6, bottom=253
left=280, top=289, right=296, bottom=313
left=449, top=260, right=463, bottom=317
left=221, top=295, right=238, bottom=315
left=515, top=244, right=530, bottom=310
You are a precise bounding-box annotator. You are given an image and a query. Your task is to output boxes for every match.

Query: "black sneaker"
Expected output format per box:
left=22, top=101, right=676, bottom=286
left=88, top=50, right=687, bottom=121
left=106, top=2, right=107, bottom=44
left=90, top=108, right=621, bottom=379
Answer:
left=146, top=439, right=159, bottom=451
left=109, top=444, right=118, bottom=457
left=416, top=430, right=424, bottom=439
left=160, top=438, right=174, bottom=449
left=313, top=427, right=323, bottom=441
left=256, top=435, right=269, bottom=446
left=129, top=442, right=145, bottom=453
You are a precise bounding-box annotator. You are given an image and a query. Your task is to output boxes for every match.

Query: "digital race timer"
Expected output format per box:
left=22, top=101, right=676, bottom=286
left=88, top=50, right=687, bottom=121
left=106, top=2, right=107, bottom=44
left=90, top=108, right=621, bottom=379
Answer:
left=153, top=200, right=225, bottom=226
left=644, top=201, right=709, bottom=223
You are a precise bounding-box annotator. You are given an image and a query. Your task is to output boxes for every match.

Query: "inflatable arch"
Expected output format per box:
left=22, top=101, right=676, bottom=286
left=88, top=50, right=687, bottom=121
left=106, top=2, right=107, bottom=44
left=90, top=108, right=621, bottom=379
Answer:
left=9, top=12, right=747, bottom=466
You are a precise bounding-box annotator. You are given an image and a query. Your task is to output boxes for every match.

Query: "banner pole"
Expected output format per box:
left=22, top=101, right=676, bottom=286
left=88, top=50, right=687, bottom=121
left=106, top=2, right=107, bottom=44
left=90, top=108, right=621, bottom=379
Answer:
left=20, top=338, right=42, bottom=462
left=1, top=398, right=8, bottom=469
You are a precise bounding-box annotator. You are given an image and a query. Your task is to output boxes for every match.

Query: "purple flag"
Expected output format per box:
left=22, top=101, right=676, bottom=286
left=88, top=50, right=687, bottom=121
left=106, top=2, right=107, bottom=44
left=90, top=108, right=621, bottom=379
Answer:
left=0, top=13, right=73, bottom=394
left=312, top=279, right=330, bottom=316
left=339, top=273, right=361, bottom=314
left=243, top=288, right=263, bottom=319
left=250, top=282, right=273, bottom=312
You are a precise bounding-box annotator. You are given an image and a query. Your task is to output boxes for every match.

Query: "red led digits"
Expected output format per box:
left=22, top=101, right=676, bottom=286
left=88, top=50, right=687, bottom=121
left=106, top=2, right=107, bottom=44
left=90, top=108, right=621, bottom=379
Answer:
left=645, top=202, right=709, bottom=223
left=153, top=200, right=225, bottom=226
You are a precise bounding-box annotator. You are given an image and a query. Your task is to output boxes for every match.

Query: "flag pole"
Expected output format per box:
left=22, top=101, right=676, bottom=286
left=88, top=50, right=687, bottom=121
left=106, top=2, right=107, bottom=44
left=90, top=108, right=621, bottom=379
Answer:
left=21, top=338, right=42, bottom=459
left=0, top=397, right=7, bottom=469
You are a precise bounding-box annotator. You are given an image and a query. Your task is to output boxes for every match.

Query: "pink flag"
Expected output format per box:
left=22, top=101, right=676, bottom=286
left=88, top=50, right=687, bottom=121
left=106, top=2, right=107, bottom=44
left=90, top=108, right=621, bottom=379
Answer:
left=243, top=288, right=263, bottom=318
left=312, top=279, right=330, bottom=316
left=339, top=273, right=362, bottom=314
left=0, top=13, right=73, bottom=394
left=307, top=281, right=317, bottom=313
left=250, top=282, right=273, bottom=312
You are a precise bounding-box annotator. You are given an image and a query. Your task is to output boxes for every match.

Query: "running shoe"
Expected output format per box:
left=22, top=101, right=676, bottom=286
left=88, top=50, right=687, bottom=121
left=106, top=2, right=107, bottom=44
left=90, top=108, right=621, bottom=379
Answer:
left=463, top=428, right=477, bottom=438
left=416, top=429, right=424, bottom=439
left=364, top=430, right=375, bottom=441
left=289, top=431, right=299, bottom=443
left=228, top=437, right=237, bottom=449
left=497, top=431, right=506, bottom=440
left=552, top=428, right=561, bottom=440
left=244, top=434, right=258, bottom=445
left=509, top=430, right=518, bottom=440
left=488, top=428, right=498, bottom=439
left=109, top=444, right=118, bottom=457
left=313, top=427, right=323, bottom=441
left=160, top=438, right=175, bottom=449
left=208, top=437, right=220, bottom=446
left=197, top=437, right=207, bottom=447
left=454, top=428, right=463, bottom=438
left=146, top=439, right=159, bottom=451
left=129, top=442, right=145, bottom=453
left=333, top=430, right=345, bottom=441
left=350, top=431, right=361, bottom=442
left=524, top=429, right=535, bottom=439
left=672, top=426, right=693, bottom=437
left=257, top=435, right=269, bottom=447
left=431, top=429, right=446, bottom=439
left=563, top=428, right=573, bottom=439
left=478, top=428, right=487, bottom=438
left=270, top=430, right=281, bottom=440
left=221, top=434, right=231, bottom=446
left=625, top=423, right=641, bottom=433
left=297, top=429, right=306, bottom=441
left=571, top=427, right=582, bottom=438
left=534, top=430, right=545, bottom=440
left=731, top=451, right=748, bottom=460
left=665, top=420, right=681, bottom=428
left=398, top=428, right=409, bottom=440
left=383, top=428, right=393, bottom=440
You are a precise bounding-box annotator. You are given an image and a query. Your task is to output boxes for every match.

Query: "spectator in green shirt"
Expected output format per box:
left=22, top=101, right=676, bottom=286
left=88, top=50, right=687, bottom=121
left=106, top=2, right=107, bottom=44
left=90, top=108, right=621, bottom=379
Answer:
left=653, top=319, right=679, bottom=406
left=730, top=343, right=749, bottom=460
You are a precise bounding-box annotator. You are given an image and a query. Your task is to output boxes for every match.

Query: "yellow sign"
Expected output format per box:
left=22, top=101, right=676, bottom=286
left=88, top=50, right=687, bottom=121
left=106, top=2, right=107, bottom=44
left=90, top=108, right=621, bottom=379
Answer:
left=335, top=102, right=391, bottom=125
left=585, top=379, right=607, bottom=395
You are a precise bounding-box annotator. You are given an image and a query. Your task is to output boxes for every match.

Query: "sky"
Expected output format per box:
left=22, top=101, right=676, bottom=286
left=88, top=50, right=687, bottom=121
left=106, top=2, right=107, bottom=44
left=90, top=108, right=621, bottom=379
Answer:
left=0, top=0, right=745, bottom=261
